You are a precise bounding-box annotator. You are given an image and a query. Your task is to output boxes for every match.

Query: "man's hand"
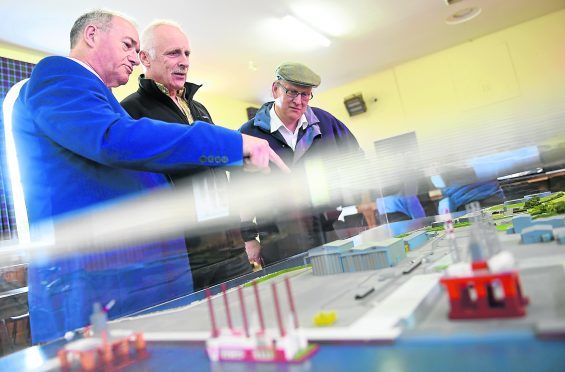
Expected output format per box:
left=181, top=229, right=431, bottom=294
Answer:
left=244, top=239, right=262, bottom=265
left=242, top=134, right=290, bottom=173
left=357, top=201, right=377, bottom=228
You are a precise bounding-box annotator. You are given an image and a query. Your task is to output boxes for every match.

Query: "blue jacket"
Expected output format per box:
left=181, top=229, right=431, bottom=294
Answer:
left=10, top=56, right=244, bottom=343
left=439, top=180, right=504, bottom=213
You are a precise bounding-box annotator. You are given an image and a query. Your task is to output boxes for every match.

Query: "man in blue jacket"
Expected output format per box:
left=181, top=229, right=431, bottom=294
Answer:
left=6, top=9, right=285, bottom=343
left=239, top=62, right=364, bottom=265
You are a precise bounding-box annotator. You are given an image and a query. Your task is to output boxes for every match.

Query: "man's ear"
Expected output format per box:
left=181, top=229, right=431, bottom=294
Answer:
left=139, top=50, right=151, bottom=67
left=271, top=81, right=278, bottom=99
left=83, top=24, right=97, bottom=48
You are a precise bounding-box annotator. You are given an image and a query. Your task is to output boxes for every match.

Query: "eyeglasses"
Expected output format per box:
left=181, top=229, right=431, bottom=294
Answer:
left=277, top=83, right=313, bottom=101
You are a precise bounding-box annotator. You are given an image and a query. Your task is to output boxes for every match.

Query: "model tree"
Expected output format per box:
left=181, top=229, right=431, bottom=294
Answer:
left=524, top=196, right=541, bottom=209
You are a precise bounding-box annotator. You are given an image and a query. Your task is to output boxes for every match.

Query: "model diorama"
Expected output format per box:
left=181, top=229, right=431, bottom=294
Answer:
left=99, top=191, right=565, bottom=357
left=205, top=279, right=319, bottom=363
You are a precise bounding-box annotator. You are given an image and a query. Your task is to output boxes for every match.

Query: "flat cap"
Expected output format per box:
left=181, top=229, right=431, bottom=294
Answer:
left=275, top=62, right=321, bottom=87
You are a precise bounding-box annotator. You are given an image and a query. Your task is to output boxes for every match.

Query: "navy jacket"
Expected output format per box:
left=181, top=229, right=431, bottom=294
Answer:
left=240, top=102, right=360, bottom=168
left=238, top=102, right=362, bottom=264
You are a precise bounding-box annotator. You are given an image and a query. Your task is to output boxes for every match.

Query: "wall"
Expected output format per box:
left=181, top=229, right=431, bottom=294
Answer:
left=196, top=91, right=258, bottom=130
left=0, top=42, right=45, bottom=64
left=315, top=10, right=565, bottom=168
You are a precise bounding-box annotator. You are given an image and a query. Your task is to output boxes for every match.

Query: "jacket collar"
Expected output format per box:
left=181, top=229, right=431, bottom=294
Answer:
left=138, top=74, right=203, bottom=101
left=253, top=102, right=322, bottom=164
left=253, top=101, right=320, bottom=132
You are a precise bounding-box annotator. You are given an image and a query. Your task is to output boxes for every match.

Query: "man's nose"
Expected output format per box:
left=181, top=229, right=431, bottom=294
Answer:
left=130, top=52, right=140, bottom=66
left=291, top=94, right=302, bottom=104
left=179, top=55, right=189, bottom=68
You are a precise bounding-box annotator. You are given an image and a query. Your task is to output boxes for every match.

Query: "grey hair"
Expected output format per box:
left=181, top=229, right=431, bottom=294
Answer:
left=141, top=20, right=185, bottom=59
left=69, top=9, right=137, bottom=49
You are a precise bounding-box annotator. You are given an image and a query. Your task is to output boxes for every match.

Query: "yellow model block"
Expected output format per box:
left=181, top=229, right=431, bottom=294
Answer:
left=313, top=310, right=337, bottom=326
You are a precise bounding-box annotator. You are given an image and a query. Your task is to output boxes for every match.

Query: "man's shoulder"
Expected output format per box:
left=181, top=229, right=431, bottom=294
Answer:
left=31, top=56, right=74, bottom=77
left=308, top=106, right=360, bottom=147
left=120, top=90, right=152, bottom=120
left=192, top=99, right=210, bottom=119
left=239, top=119, right=267, bottom=138
left=36, top=55, right=68, bottom=66
left=120, top=90, right=143, bottom=105
left=239, top=102, right=272, bottom=133
left=310, top=106, right=339, bottom=122
left=27, top=56, right=106, bottom=94
left=309, top=107, right=343, bottom=129
left=239, top=119, right=254, bottom=133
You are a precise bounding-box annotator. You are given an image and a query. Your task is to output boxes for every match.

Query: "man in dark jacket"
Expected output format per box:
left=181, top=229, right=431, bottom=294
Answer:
left=239, top=62, right=369, bottom=265
left=121, top=20, right=252, bottom=290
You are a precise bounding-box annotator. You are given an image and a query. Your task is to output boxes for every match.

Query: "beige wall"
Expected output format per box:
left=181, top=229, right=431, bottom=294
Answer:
left=315, top=10, right=565, bottom=163
left=196, top=91, right=259, bottom=130
left=0, top=42, right=45, bottom=64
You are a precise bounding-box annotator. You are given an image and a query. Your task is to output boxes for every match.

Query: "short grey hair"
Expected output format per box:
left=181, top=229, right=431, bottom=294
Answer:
left=141, top=20, right=185, bottom=59
left=69, top=9, right=136, bottom=49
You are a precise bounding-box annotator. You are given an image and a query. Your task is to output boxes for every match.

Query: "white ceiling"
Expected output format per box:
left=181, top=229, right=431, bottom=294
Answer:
left=1, top=0, right=564, bottom=103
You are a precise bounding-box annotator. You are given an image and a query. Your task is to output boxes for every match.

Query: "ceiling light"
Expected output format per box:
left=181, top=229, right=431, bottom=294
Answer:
left=247, top=60, right=258, bottom=71
left=445, top=7, right=482, bottom=25
left=444, top=0, right=465, bottom=5
left=280, top=15, right=331, bottom=47
left=288, top=4, right=352, bottom=37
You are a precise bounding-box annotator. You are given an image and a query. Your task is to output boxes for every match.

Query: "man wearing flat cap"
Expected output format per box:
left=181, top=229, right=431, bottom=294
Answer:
left=239, top=62, right=363, bottom=265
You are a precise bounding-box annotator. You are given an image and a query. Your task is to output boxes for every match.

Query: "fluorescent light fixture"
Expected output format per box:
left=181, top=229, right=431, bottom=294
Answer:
left=280, top=15, right=331, bottom=48
left=444, top=0, right=465, bottom=5
left=2, top=79, right=31, bottom=244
